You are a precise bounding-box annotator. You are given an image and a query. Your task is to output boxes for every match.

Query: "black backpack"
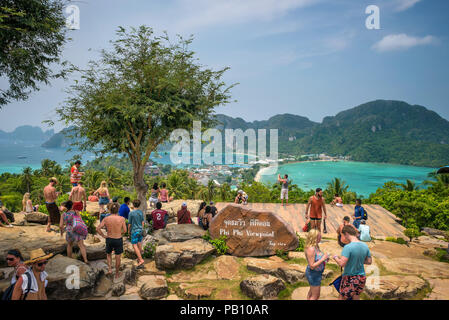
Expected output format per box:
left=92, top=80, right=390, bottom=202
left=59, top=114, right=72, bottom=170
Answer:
left=362, top=207, right=368, bottom=220
left=1, top=271, right=32, bottom=301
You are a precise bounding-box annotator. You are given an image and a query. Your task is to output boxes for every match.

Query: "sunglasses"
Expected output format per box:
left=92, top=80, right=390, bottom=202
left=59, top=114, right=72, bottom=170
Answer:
left=6, top=257, right=15, bottom=262
left=37, top=261, right=48, bottom=267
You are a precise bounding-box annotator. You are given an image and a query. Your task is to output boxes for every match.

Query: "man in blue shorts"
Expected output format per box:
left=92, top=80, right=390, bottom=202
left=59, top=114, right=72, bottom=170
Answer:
left=128, top=199, right=145, bottom=268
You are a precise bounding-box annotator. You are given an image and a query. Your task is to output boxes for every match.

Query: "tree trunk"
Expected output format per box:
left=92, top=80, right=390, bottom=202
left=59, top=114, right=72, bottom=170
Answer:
left=133, top=163, right=148, bottom=214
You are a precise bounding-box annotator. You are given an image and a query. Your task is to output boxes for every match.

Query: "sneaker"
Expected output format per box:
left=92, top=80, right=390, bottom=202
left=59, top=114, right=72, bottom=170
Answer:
left=6, top=224, right=13, bottom=228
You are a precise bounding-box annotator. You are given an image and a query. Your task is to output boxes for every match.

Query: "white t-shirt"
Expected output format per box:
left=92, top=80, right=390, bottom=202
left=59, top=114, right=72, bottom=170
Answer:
left=358, top=224, right=371, bottom=242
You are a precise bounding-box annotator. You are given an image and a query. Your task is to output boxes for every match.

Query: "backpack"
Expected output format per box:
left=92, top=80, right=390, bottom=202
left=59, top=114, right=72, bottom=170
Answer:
left=72, top=213, right=88, bottom=237
left=362, top=207, right=368, bottom=220
left=1, top=271, right=32, bottom=301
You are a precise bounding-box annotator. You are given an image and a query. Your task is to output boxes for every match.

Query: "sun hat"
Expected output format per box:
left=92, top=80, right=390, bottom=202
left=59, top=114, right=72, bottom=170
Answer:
left=238, top=190, right=243, bottom=194
left=50, top=177, right=58, bottom=184
left=24, top=248, right=53, bottom=265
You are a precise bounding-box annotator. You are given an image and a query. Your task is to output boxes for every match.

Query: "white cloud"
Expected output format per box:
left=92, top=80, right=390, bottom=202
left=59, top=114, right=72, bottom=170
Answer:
left=175, top=0, right=320, bottom=31
left=372, top=33, right=438, bottom=52
left=395, top=0, right=422, bottom=12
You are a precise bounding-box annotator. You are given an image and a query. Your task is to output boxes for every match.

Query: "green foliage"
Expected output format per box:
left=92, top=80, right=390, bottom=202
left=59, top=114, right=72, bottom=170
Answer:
left=295, top=233, right=305, bottom=252
left=80, top=211, right=97, bottom=235
left=142, top=242, right=157, bottom=259
left=404, top=227, right=420, bottom=242
left=209, top=235, right=229, bottom=255
left=202, top=231, right=228, bottom=255
left=0, top=0, right=69, bottom=107
left=385, top=237, right=407, bottom=245
left=275, top=249, right=289, bottom=261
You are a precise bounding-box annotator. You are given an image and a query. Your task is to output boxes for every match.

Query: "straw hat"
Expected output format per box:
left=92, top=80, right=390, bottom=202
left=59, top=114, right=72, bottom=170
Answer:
left=24, top=248, right=53, bottom=265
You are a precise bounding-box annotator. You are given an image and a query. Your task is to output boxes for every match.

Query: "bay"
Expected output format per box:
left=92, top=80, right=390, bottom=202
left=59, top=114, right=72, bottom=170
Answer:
left=258, top=160, right=435, bottom=197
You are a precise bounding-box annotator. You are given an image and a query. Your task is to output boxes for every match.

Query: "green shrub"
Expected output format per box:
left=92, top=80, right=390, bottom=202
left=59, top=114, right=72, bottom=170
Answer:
left=404, top=227, right=420, bottom=242
left=275, top=249, right=289, bottom=261
left=385, top=237, right=407, bottom=245
left=142, top=242, right=157, bottom=259
left=202, top=230, right=212, bottom=242
left=295, top=232, right=305, bottom=252
left=210, top=236, right=229, bottom=255
left=80, top=211, right=97, bottom=235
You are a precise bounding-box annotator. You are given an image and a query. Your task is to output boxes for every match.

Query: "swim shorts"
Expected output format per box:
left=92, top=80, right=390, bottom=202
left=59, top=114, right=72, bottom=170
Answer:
left=106, top=237, right=123, bottom=255
left=131, top=231, right=143, bottom=245
left=46, top=202, right=60, bottom=225
left=340, top=275, right=366, bottom=300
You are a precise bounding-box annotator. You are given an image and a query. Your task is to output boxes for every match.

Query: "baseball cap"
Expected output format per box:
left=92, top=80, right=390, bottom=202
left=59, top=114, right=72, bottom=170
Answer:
left=182, top=202, right=187, bottom=207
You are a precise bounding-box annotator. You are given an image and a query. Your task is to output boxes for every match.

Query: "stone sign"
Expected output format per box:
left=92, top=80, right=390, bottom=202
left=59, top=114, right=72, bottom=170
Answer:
left=209, top=204, right=299, bottom=257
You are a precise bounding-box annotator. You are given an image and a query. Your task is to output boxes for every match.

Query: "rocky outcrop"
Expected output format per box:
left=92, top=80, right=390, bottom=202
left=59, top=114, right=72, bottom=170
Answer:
left=138, top=275, right=168, bottom=300
left=243, top=257, right=332, bottom=284
left=364, top=275, right=427, bottom=299
left=240, top=274, right=285, bottom=300
left=0, top=226, right=66, bottom=267
left=24, top=212, right=48, bottom=224
left=214, top=255, right=240, bottom=280
left=46, top=254, right=100, bottom=300
left=209, top=204, right=299, bottom=256
left=160, top=224, right=206, bottom=242
left=154, top=239, right=215, bottom=270
left=379, top=257, right=449, bottom=279
left=421, top=228, right=448, bottom=237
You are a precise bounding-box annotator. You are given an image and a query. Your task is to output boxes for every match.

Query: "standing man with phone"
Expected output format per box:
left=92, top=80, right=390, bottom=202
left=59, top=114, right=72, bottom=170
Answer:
left=43, top=177, right=61, bottom=232
left=305, top=188, right=327, bottom=232
left=278, top=174, right=289, bottom=207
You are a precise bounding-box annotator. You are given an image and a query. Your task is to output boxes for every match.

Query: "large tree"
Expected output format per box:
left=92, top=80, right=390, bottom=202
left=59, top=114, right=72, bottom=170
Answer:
left=55, top=26, right=234, bottom=210
left=0, top=0, right=68, bottom=107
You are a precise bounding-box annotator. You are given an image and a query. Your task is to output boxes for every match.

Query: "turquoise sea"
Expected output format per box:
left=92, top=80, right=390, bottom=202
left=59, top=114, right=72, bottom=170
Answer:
left=258, top=161, right=435, bottom=197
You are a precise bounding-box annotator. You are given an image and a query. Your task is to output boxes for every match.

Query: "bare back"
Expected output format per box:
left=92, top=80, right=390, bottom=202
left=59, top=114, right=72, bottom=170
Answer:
left=70, top=186, right=86, bottom=202
left=102, top=214, right=126, bottom=239
left=43, top=184, right=57, bottom=203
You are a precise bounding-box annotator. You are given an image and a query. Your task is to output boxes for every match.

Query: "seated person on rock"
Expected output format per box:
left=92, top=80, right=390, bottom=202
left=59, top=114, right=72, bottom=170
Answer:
left=358, top=220, right=371, bottom=242
left=331, top=194, right=343, bottom=207
left=337, top=216, right=359, bottom=247
left=149, top=201, right=168, bottom=230
left=177, top=202, right=193, bottom=224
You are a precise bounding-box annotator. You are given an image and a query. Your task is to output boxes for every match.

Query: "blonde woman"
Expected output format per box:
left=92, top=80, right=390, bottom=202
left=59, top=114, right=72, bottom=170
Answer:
left=22, top=193, right=34, bottom=213
left=95, top=181, right=110, bottom=214
left=305, top=229, right=329, bottom=300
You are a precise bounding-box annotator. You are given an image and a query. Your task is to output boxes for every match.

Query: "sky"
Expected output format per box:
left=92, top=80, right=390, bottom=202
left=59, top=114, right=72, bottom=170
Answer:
left=1, top=0, right=449, bottom=132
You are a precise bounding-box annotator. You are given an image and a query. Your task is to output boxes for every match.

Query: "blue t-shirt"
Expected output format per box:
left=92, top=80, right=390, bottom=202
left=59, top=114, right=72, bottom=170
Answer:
left=128, top=209, right=144, bottom=234
left=341, top=241, right=371, bottom=276
left=354, top=206, right=364, bottom=219
left=358, top=225, right=371, bottom=242
left=119, top=204, right=130, bottom=219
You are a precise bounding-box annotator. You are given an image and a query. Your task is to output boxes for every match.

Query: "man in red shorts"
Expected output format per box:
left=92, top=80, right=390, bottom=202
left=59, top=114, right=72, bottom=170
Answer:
left=333, top=225, right=372, bottom=300
left=69, top=181, right=87, bottom=212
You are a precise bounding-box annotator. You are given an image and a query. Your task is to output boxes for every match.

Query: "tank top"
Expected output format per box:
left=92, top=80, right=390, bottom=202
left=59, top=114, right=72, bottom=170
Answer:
left=282, top=180, right=289, bottom=189
left=150, top=189, right=158, bottom=199
left=160, top=189, right=168, bottom=201
left=307, top=247, right=325, bottom=273
left=310, top=196, right=323, bottom=219
left=25, top=200, right=33, bottom=213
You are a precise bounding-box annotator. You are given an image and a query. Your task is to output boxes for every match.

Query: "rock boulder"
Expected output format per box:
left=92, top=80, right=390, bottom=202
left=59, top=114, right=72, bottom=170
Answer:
left=46, top=254, right=100, bottom=300
left=154, top=239, right=215, bottom=270
left=364, top=275, right=427, bottom=299
left=240, top=274, right=285, bottom=300
left=138, top=275, right=168, bottom=300
left=209, top=204, right=298, bottom=257
left=160, top=224, right=206, bottom=242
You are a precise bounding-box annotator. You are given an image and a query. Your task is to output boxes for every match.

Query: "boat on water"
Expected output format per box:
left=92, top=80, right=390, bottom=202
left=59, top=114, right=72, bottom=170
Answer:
left=17, top=156, right=28, bottom=159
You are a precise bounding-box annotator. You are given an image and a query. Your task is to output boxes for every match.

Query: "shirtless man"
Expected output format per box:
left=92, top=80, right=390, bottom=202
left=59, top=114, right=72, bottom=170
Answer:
left=69, top=181, right=86, bottom=212
left=43, top=177, right=61, bottom=232
left=96, top=203, right=126, bottom=279
left=305, top=188, right=327, bottom=232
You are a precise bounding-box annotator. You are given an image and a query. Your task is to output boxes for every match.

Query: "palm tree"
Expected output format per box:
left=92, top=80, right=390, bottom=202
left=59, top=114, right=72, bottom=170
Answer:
left=21, top=167, right=33, bottom=193
left=207, top=179, right=217, bottom=202
left=219, top=183, right=231, bottom=202
left=326, top=177, right=349, bottom=197
left=105, top=166, right=121, bottom=188
left=399, top=179, right=419, bottom=191
left=423, top=174, right=449, bottom=191
left=167, top=171, right=186, bottom=200
left=186, top=178, right=200, bottom=200
left=84, top=170, right=105, bottom=191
